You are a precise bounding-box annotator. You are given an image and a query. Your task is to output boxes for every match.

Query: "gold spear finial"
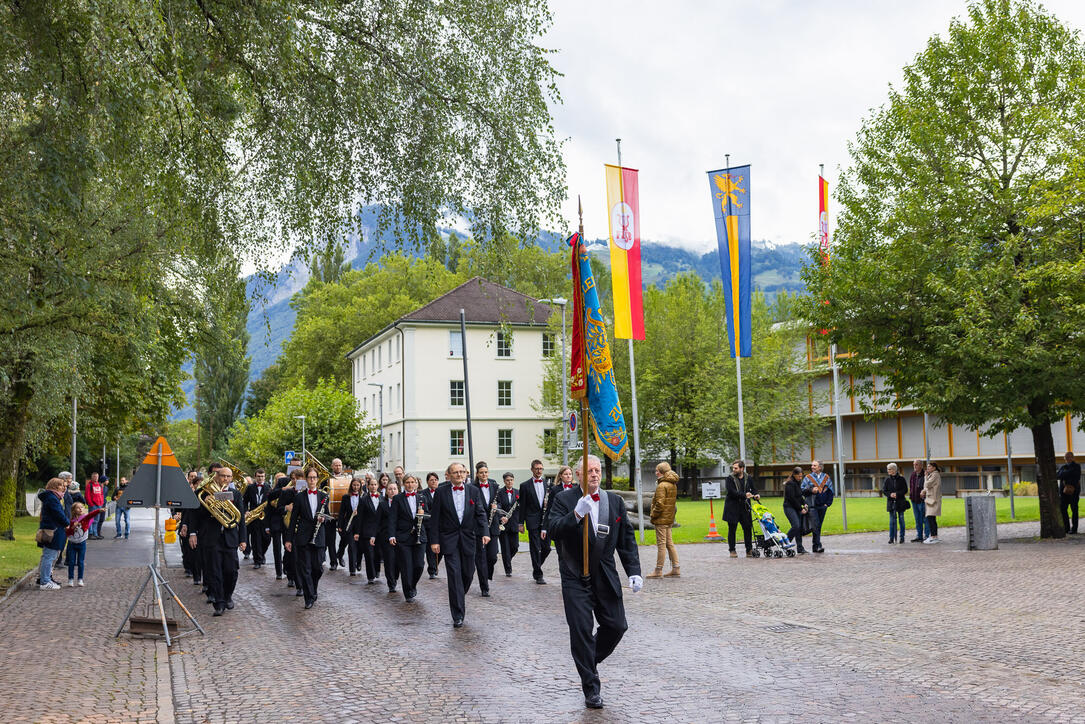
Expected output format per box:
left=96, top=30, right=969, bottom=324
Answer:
left=578, top=195, right=584, bottom=236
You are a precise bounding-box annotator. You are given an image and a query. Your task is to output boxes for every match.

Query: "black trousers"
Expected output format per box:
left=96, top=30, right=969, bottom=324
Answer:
left=380, top=540, right=399, bottom=589
left=440, top=535, right=477, bottom=622
left=783, top=506, right=805, bottom=552
left=182, top=538, right=202, bottom=582
left=425, top=546, right=441, bottom=576
left=727, top=514, right=753, bottom=552
left=560, top=574, right=628, bottom=698
left=324, top=522, right=338, bottom=567
left=249, top=526, right=270, bottom=565
left=808, top=506, right=825, bottom=549
left=498, top=529, right=519, bottom=574
left=294, top=543, right=323, bottom=604
left=474, top=535, right=499, bottom=591
left=201, top=544, right=239, bottom=607
left=337, top=531, right=359, bottom=573
left=396, top=543, right=425, bottom=598
left=360, top=538, right=382, bottom=580
left=283, top=540, right=295, bottom=584
left=926, top=515, right=939, bottom=536
left=270, top=530, right=284, bottom=576
left=527, top=526, right=551, bottom=580
left=1061, top=494, right=1079, bottom=533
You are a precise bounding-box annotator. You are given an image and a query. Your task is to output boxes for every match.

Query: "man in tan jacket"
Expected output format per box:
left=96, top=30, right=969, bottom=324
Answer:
left=647, top=462, right=680, bottom=578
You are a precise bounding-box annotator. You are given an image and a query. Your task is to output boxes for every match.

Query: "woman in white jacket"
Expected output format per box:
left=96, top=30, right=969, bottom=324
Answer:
left=921, top=462, right=942, bottom=543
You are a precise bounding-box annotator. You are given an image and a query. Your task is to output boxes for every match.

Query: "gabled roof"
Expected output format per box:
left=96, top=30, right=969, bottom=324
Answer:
left=346, top=277, right=554, bottom=359
left=401, top=276, right=553, bottom=325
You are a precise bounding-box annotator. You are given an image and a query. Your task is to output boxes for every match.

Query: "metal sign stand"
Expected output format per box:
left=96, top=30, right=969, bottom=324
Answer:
left=115, top=442, right=204, bottom=645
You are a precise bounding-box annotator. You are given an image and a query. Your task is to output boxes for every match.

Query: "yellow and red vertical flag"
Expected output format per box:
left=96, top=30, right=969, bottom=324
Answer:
left=818, top=175, right=830, bottom=264
left=604, top=164, right=645, bottom=340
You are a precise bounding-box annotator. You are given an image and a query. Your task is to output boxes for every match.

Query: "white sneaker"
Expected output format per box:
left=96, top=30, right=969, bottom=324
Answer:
left=77, top=579, right=84, bottom=587
left=927, top=537, right=940, bottom=544
left=922, top=537, right=932, bottom=544
left=40, top=581, right=60, bottom=590
left=67, top=580, right=75, bottom=587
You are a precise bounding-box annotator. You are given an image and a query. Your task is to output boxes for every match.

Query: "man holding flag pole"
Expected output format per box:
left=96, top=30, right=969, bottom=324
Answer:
left=548, top=201, right=642, bottom=710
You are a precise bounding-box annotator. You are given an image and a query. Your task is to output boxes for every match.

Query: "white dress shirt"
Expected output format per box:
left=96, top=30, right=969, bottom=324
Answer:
left=533, top=479, right=544, bottom=504
left=453, top=485, right=466, bottom=521
left=349, top=494, right=359, bottom=512
left=307, top=489, right=319, bottom=517
left=407, top=493, right=417, bottom=516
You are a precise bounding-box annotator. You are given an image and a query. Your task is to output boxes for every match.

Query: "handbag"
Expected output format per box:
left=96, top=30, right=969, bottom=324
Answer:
left=800, top=512, right=813, bottom=536
left=35, top=527, right=54, bottom=545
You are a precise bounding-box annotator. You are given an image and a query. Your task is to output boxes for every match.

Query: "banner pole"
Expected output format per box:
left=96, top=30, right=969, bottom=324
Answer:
left=578, top=199, right=591, bottom=578
left=616, top=138, right=645, bottom=544
left=723, top=153, right=748, bottom=465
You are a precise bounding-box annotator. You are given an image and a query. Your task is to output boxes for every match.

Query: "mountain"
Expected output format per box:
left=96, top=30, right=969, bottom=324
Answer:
left=172, top=209, right=810, bottom=418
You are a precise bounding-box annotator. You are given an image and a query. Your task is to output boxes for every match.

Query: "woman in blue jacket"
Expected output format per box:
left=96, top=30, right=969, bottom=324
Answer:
left=37, top=477, right=70, bottom=590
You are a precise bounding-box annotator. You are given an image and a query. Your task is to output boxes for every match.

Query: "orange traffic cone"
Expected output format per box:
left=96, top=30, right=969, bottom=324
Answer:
left=704, top=499, right=724, bottom=541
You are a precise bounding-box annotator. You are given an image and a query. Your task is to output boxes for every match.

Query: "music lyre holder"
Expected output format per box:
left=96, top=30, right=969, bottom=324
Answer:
left=114, top=437, right=204, bottom=646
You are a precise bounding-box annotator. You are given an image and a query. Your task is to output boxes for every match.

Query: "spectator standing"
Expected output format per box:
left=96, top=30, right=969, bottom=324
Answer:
left=723, top=460, right=758, bottom=559
left=113, top=476, right=130, bottom=539
left=922, top=462, right=942, bottom=544
left=782, top=467, right=808, bottom=555
left=882, top=463, right=909, bottom=544
left=66, top=502, right=93, bottom=586
left=84, top=473, right=105, bottom=539
left=37, top=478, right=69, bottom=590
left=1057, top=452, right=1080, bottom=534
left=801, top=460, right=834, bottom=554
left=59, top=472, right=78, bottom=517
left=908, top=459, right=927, bottom=542
left=647, top=462, right=679, bottom=578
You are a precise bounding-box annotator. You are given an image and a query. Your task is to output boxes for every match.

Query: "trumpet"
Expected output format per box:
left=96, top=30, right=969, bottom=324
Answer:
left=196, top=477, right=241, bottom=529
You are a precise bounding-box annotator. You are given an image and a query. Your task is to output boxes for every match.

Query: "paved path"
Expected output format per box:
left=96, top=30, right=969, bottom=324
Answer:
left=2, top=511, right=1084, bottom=723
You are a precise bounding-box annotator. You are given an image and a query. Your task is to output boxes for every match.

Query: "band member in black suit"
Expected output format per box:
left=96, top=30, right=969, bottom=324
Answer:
left=421, top=472, right=442, bottom=578
left=325, top=458, right=350, bottom=570
left=425, top=462, right=489, bottom=627
left=543, top=466, right=578, bottom=556
left=519, top=459, right=551, bottom=584
left=388, top=475, right=427, bottom=601
left=376, top=481, right=400, bottom=592
left=350, top=476, right=384, bottom=584
left=187, top=466, right=247, bottom=616
left=548, top=455, right=642, bottom=710
left=496, top=473, right=520, bottom=576
left=336, top=476, right=364, bottom=576
left=281, top=466, right=332, bottom=609
left=243, top=469, right=271, bottom=569
left=473, top=462, right=500, bottom=595
left=179, top=475, right=203, bottom=586
left=266, top=474, right=291, bottom=580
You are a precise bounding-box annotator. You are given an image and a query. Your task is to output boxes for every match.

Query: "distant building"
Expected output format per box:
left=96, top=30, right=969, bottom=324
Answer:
left=346, top=277, right=559, bottom=479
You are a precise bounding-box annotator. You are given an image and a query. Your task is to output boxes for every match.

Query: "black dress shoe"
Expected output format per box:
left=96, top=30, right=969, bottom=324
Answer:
left=276, top=575, right=283, bottom=580
left=304, top=601, right=313, bottom=610
left=225, top=600, right=235, bottom=610
left=192, top=579, right=201, bottom=586
left=206, top=597, right=215, bottom=605
left=405, top=594, right=416, bottom=602
left=388, top=586, right=397, bottom=593
left=212, top=607, right=224, bottom=617
left=429, top=574, right=437, bottom=579
left=480, top=590, right=491, bottom=597
left=505, top=572, right=512, bottom=577
left=453, top=618, right=464, bottom=628
left=183, top=571, right=192, bottom=578
left=287, top=580, right=294, bottom=588
left=585, top=694, right=604, bottom=709
left=349, top=571, right=356, bottom=577
left=329, top=565, right=337, bottom=571
left=367, top=579, right=377, bottom=585
left=535, top=578, right=547, bottom=585
left=296, top=590, right=304, bottom=597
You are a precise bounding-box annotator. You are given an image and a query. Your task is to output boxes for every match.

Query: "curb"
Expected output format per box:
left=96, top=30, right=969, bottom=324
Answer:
left=155, top=639, right=175, bottom=723
left=0, top=568, right=37, bottom=608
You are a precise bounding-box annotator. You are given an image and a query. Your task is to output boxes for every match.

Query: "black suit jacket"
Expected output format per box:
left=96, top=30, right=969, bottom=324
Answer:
left=283, top=488, right=330, bottom=548
left=476, top=482, right=502, bottom=537
left=496, top=487, right=520, bottom=530
left=338, top=493, right=362, bottom=531
left=189, top=488, right=247, bottom=550
left=722, top=475, right=757, bottom=524
left=349, top=493, right=384, bottom=540
left=242, top=483, right=271, bottom=512
left=548, top=488, right=640, bottom=599
left=425, top=483, right=488, bottom=547
left=389, top=492, right=428, bottom=545
left=518, top=478, right=549, bottom=530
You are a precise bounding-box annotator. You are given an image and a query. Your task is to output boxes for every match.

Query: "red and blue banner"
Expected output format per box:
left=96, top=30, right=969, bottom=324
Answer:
left=707, top=164, right=752, bottom=358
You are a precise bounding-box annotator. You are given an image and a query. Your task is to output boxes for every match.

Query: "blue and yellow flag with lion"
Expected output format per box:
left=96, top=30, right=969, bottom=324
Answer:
left=569, top=232, right=628, bottom=460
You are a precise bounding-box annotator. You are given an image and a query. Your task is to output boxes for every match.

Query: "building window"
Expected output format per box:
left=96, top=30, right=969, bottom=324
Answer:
left=450, top=380, right=464, bottom=407
left=449, top=330, right=463, bottom=358
left=387, top=340, right=393, bottom=366
left=497, top=429, right=513, bottom=456
left=496, top=331, right=512, bottom=357
left=543, top=428, right=558, bottom=456
left=541, top=379, right=558, bottom=407
left=543, top=333, right=556, bottom=357
left=361, top=356, right=366, bottom=378
left=377, top=346, right=382, bottom=368
left=450, top=429, right=465, bottom=456
left=497, top=380, right=512, bottom=407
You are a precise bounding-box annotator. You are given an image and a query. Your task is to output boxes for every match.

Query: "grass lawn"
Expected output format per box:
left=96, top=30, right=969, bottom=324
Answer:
left=634, top=495, right=1041, bottom=545
left=0, top=516, right=46, bottom=592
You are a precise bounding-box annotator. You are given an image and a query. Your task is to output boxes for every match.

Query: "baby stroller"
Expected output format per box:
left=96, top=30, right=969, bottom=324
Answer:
left=749, top=500, right=797, bottom=558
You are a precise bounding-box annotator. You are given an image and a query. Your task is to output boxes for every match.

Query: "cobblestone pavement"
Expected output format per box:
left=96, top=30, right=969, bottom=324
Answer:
left=3, top=513, right=1084, bottom=723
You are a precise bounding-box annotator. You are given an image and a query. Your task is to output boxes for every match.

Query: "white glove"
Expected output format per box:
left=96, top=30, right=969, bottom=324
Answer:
left=574, top=495, right=593, bottom=518
left=629, top=575, right=643, bottom=593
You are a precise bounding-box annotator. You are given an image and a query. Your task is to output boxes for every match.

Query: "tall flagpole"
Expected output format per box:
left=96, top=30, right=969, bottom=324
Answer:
left=726, top=153, right=747, bottom=464
left=616, top=138, right=645, bottom=543
left=578, top=197, right=591, bottom=577
left=823, top=164, right=847, bottom=530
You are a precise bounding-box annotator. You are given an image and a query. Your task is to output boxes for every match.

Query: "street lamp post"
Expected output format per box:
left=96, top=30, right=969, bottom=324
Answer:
left=539, top=298, right=569, bottom=467
left=293, top=415, right=306, bottom=459
left=367, top=383, right=384, bottom=471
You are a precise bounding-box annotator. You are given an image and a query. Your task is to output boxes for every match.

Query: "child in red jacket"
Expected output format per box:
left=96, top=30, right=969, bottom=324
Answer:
left=66, top=503, right=95, bottom=586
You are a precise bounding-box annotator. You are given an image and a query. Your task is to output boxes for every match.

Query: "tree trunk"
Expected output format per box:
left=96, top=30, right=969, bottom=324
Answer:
left=0, top=377, right=33, bottom=540
left=1029, top=416, right=1064, bottom=539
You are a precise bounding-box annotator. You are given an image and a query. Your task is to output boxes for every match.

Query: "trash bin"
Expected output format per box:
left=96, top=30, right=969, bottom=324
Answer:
left=965, top=494, right=998, bottom=550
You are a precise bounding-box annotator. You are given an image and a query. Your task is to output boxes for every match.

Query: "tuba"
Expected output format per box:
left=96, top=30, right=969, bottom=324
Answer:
left=196, top=476, right=242, bottom=529
left=303, top=451, right=332, bottom=489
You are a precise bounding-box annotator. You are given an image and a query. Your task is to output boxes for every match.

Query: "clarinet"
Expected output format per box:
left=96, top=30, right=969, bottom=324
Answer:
left=499, top=499, right=519, bottom=532
left=413, top=501, right=429, bottom=540
left=309, top=492, right=331, bottom=547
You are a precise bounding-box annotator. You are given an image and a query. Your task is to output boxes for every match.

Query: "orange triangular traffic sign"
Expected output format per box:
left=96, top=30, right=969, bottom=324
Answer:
left=141, top=436, right=181, bottom=468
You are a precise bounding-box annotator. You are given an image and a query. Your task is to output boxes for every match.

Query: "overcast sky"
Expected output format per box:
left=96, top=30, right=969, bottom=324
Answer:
left=545, top=0, right=1085, bottom=252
